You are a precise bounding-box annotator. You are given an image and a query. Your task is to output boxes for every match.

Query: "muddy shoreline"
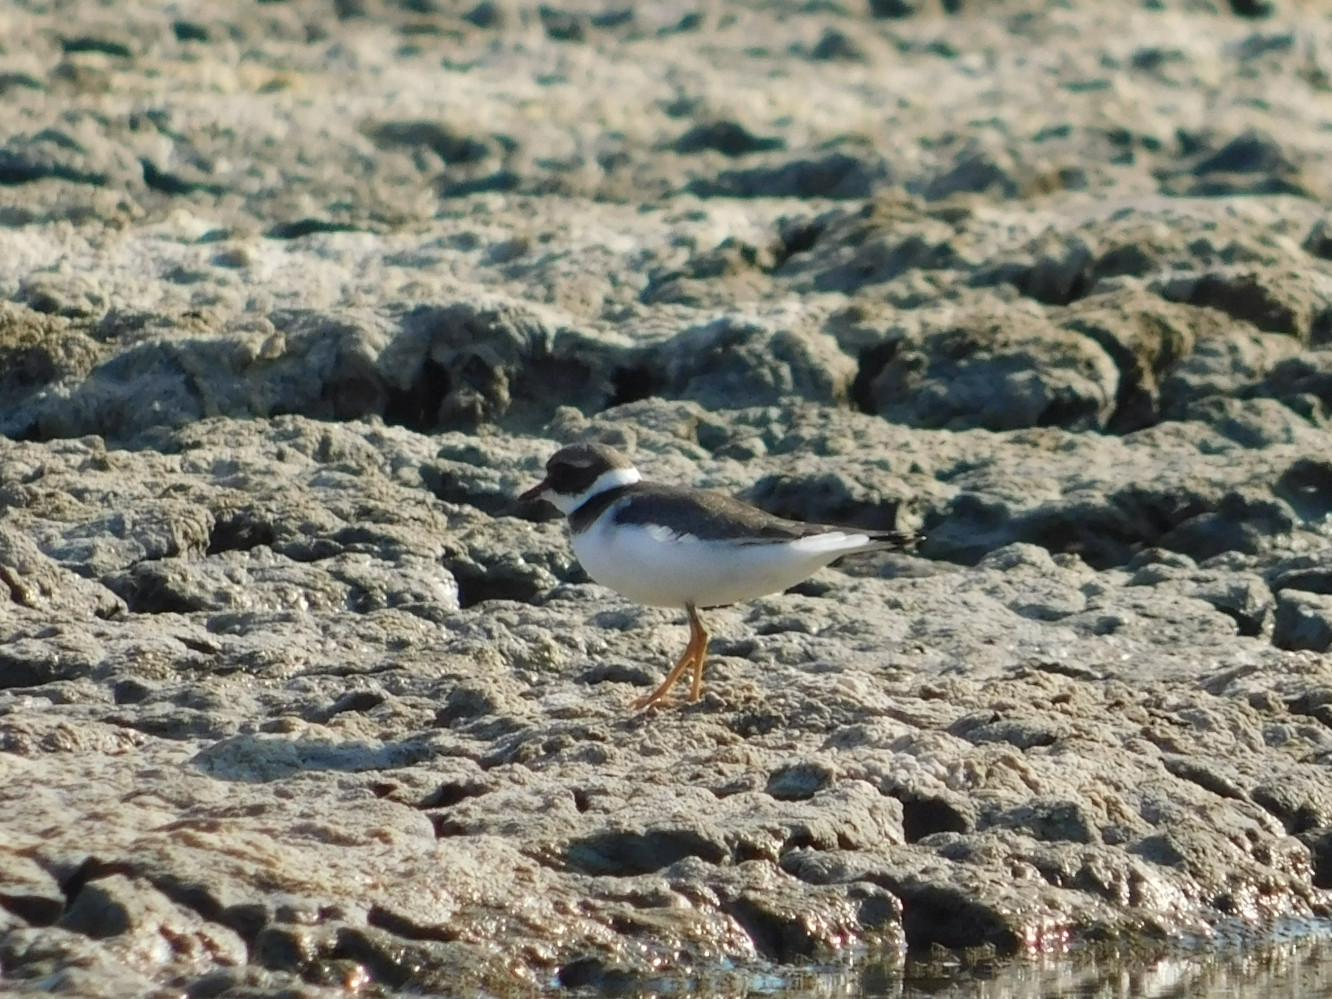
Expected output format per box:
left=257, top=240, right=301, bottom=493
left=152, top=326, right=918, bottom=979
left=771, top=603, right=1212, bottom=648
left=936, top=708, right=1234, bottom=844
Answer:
left=3, top=1, right=1332, bottom=995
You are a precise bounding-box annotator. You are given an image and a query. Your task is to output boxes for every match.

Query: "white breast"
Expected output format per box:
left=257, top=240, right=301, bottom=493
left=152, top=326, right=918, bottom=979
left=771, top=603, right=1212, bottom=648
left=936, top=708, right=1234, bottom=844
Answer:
left=571, top=512, right=878, bottom=609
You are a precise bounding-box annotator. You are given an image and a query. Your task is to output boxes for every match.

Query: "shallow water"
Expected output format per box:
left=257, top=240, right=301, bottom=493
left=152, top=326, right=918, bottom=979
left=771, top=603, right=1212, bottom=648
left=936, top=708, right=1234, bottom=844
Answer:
left=611, top=923, right=1332, bottom=999
left=803, top=931, right=1332, bottom=999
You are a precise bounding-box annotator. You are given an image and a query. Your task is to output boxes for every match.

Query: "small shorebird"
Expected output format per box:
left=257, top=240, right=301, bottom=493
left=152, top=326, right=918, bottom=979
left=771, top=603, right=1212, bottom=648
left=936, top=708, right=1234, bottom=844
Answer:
left=521, top=442, right=918, bottom=710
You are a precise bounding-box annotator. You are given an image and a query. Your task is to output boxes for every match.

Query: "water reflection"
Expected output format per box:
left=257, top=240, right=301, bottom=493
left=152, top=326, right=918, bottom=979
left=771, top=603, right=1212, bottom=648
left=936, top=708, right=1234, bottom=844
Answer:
left=693, top=927, right=1332, bottom=999
left=840, top=932, right=1332, bottom=999
left=591, top=925, right=1332, bottom=998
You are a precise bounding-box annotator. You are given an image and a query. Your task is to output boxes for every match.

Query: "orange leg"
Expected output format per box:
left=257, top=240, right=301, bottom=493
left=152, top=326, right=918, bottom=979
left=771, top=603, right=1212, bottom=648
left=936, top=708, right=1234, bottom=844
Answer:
left=686, top=604, right=710, bottom=703
left=632, top=603, right=710, bottom=711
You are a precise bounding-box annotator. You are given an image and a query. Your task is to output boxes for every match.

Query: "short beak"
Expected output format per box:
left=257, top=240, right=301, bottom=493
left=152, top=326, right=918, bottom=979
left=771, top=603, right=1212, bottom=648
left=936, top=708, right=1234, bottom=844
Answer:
left=519, top=477, right=550, bottom=503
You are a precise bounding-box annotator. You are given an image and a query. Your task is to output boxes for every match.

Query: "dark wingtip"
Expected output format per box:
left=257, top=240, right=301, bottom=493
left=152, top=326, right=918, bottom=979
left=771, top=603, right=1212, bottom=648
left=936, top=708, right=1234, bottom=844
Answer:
left=871, top=530, right=923, bottom=551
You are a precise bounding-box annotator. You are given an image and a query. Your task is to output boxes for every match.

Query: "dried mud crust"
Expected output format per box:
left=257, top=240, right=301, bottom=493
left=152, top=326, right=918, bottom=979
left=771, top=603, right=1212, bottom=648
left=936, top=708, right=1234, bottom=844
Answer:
left=4, top=0, right=1332, bottom=996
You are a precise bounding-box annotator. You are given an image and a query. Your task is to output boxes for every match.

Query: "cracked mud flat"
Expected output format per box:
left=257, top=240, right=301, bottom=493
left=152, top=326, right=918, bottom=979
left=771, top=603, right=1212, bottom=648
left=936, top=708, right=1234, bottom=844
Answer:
left=3, top=0, right=1332, bottom=996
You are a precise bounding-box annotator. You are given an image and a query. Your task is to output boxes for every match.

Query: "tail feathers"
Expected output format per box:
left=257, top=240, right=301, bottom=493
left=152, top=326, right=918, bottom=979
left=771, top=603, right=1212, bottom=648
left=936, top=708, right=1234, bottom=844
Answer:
left=868, top=530, right=923, bottom=552
left=791, top=528, right=923, bottom=556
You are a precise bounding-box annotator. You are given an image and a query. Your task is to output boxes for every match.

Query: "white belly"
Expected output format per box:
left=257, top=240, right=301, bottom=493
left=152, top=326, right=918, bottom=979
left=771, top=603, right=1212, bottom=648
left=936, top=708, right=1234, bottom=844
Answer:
left=571, top=518, right=873, bottom=609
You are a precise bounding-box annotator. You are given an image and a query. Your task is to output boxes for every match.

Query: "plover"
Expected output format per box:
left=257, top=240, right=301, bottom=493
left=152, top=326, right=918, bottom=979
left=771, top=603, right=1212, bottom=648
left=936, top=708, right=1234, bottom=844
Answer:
left=521, top=442, right=918, bottom=710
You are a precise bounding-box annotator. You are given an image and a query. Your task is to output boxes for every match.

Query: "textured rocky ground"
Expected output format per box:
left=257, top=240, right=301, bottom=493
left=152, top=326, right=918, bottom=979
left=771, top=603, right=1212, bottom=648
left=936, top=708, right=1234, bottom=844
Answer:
left=4, top=0, right=1332, bottom=996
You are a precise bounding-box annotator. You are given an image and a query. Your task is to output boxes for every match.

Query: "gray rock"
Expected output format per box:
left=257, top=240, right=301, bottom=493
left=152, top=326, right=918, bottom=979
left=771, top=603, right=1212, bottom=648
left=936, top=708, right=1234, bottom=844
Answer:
left=645, top=314, right=857, bottom=410
left=1273, top=591, right=1332, bottom=651
left=867, top=0, right=921, bottom=17
left=1270, top=550, right=1332, bottom=596
left=538, top=5, right=586, bottom=42
left=922, top=148, right=1019, bottom=201
left=809, top=28, right=868, bottom=63
left=0, top=129, right=123, bottom=187
left=1253, top=766, right=1332, bottom=835
left=1228, top=0, right=1275, bottom=19
left=2, top=300, right=620, bottom=442
left=463, top=1, right=504, bottom=28
left=673, top=121, right=785, bottom=157
left=1058, top=289, right=1198, bottom=432
left=0, top=525, right=124, bottom=620
left=1157, top=268, right=1332, bottom=340
left=865, top=306, right=1119, bottom=431
left=688, top=151, right=890, bottom=199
